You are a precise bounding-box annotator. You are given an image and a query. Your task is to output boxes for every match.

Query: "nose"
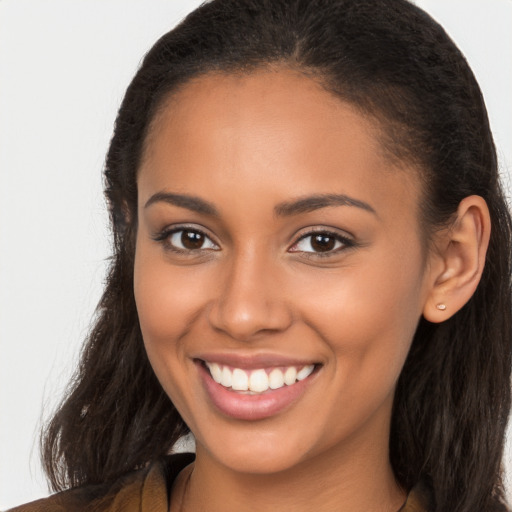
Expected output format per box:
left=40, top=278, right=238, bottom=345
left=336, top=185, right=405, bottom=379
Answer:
left=207, top=250, right=293, bottom=341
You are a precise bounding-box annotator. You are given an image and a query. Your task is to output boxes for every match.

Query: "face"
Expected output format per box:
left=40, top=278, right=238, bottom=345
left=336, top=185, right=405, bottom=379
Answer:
left=134, top=69, right=434, bottom=476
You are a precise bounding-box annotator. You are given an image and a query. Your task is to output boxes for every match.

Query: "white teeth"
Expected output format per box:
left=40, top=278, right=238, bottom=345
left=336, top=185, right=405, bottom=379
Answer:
left=232, top=368, right=249, bottom=391
left=284, top=367, right=297, bottom=385
left=206, top=362, right=315, bottom=393
left=209, top=362, right=222, bottom=383
left=296, top=364, right=315, bottom=381
left=268, top=368, right=285, bottom=389
left=221, top=366, right=232, bottom=388
left=249, top=369, right=269, bottom=393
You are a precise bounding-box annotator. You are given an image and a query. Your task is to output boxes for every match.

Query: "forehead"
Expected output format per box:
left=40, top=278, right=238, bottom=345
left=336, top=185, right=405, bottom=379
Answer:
left=139, top=69, right=420, bottom=221
left=145, top=68, right=383, bottom=167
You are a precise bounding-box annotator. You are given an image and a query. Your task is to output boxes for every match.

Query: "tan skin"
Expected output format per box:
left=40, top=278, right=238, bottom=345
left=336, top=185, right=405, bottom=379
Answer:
left=134, top=69, right=490, bottom=512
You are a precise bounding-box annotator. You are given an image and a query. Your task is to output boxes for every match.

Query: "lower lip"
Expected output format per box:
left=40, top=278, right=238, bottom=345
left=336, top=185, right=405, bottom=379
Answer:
left=197, top=362, right=316, bottom=421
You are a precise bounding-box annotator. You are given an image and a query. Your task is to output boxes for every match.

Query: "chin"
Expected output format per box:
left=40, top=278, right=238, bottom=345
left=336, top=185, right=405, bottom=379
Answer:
left=198, top=439, right=310, bottom=475
left=191, top=415, right=334, bottom=477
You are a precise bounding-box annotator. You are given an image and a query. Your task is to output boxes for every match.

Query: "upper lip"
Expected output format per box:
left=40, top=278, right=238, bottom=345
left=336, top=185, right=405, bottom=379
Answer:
left=194, top=352, right=319, bottom=369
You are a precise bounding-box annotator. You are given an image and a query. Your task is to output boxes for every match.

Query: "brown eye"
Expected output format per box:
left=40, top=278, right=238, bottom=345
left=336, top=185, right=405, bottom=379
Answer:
left=310, top=234, right=336, bottom=252
left=181, top=230, right=205, bottom=249
left=166, top=229, right=219, bottom=251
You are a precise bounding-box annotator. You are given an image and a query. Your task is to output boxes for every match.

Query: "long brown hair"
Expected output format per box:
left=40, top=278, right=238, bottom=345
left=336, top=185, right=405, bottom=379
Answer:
left=42, top=1, right=512, bottom=510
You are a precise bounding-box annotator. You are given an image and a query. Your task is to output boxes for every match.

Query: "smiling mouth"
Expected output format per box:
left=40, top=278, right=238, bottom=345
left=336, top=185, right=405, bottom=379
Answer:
left=202, top=361, right=316, bottom=394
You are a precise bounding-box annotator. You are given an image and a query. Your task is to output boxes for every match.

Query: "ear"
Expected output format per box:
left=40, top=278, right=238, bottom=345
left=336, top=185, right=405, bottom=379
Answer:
left=423, top=195, right=491, bottom=323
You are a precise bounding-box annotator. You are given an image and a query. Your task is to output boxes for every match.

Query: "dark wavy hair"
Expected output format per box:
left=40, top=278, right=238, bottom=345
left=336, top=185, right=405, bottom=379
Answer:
left=42, top=1, right=512, bottom=510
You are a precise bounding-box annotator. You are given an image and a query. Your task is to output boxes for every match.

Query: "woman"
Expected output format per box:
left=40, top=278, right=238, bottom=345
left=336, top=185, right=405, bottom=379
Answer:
left=10, top=0, right=511, bottom=511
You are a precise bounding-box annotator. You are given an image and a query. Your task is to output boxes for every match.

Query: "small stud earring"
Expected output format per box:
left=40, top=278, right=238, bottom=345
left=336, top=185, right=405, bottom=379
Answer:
left=436, top=303, right=447, bottom=311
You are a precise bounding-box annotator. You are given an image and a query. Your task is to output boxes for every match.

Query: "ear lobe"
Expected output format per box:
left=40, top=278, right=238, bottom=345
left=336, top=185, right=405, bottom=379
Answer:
left=423, top=195, right=491, bottom=323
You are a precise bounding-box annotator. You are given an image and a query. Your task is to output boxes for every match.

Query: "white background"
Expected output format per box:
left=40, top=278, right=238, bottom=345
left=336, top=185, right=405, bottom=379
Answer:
left=0, top=1, right=511, bottom=509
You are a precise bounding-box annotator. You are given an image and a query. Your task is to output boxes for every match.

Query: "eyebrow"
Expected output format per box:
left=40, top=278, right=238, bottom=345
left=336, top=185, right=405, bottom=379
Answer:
left=144, top=192, right=219, bottom=216
left=144, top=191, right=376, bottom=218
left=274, top=194, right=376, bottom=217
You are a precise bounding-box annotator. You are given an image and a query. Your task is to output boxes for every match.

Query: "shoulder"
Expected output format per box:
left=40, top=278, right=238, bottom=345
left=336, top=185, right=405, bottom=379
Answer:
left=401, top=480, right=434, bottom=512
left=401, top=481, right=510, bottom=512
left=7, top=453, right=195, bottom=512
left=6, top=467, right=153, bottom=512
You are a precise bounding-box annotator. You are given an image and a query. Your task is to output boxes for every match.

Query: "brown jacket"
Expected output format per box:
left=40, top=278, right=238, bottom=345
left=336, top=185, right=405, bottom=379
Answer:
left=8, top=453, right=432, bottom=511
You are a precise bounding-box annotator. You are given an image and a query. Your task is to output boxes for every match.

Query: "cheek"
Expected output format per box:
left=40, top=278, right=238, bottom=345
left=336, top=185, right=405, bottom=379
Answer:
left=133, top=239, right=207, bottom=419
left=134, top=243, right=209, bottom=344
left=297, top=254, right=425, bottom=439
left=296, top=243, right=425, bottom=377
left=132, top=240, right=213, bottom=415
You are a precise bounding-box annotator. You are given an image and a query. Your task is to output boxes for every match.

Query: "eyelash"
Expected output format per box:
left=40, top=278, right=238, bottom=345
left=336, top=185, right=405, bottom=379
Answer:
left=153, top=226, right=355, bottom=257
